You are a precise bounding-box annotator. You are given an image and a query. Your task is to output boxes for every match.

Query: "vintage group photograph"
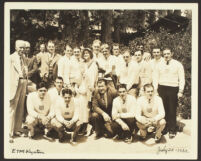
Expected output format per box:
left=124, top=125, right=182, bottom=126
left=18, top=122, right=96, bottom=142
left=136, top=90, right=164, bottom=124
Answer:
left=4, top=2, right=198, bottom=159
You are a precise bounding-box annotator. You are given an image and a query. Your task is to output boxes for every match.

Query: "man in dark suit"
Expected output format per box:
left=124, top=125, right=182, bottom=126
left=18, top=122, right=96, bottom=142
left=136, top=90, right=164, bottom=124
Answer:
left=91, top=78, right=118, bottom=139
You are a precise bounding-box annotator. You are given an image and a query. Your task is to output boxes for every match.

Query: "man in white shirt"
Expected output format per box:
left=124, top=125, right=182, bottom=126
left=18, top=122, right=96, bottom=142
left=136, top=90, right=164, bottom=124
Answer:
left=133, top=50, right=152, bottom=96
left=92, top=39, right=103, bottom=61
left=57, top=44, right=72, bottom=87
left=119, top=50, right=140, bottom=98
left=51, top=88, right=81, bottom=143
left=97, top=44, right=116, bottom=89
left=150, top=47, right=164, bottom=71
left=26, top=81, right=55, bottom=139
left=48, top=76, right=64, bottom=105
left=112, top=84, right=138, bottom=143
left=135, top=84, right=166, bottom=143
left=153, top=47, right=185, bottom=138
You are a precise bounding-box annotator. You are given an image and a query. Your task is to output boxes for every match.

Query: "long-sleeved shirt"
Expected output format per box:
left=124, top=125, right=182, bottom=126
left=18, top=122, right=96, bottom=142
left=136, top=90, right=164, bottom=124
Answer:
left=48, top=87, right=62, bottom=106
left=54, top=96, right=79, bottom=123
left=26, top=91, right=54, bottom=118
left=113, top=54, right=125, bottom=77
left=153, top=59, right=185, bottom=92
left=118, top=61, right=140, bottom=90
left=97, top=55, right=116, bottom=75
left=135, top=95, right=165, bottom=123
left=112, top=94, right=137, bottom=121
left=57, top=55, right=71, bottom=85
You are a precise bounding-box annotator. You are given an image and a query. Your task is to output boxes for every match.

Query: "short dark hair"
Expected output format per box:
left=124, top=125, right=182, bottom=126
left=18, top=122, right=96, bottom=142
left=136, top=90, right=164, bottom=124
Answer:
left=36, top=81, right=48, bottom=90
left=151, top=45, right=161, bottom=52
left=97, top=78, right=107, bottom=86
left=65, top=44, right=72, bottom=49
left=62, top=88, right=73, bottom=96
left=163, top=47, right=172, bottom=52
left=143, top=83, right=154, bottom=91
left=54, top=76, right=63, bottom=82
left=117, top=84, right=127, bottom=91
left=47, top=40, right=55, bottom=45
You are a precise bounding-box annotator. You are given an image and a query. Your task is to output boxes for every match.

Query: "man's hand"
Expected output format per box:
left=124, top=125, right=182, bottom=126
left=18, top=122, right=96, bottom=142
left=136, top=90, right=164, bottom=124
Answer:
left=148, top=118, right=157, bottom=126
left=178, top=92, right=183, bottom=99
left=40, top=116, right=50, bottom=125
left=102, top=113, right=111, bottom=122
left=121, top=123, right=130, bottom=131
left=64, top=120, right=71, bottom=128
left=141, top=117, right=150, bottom=126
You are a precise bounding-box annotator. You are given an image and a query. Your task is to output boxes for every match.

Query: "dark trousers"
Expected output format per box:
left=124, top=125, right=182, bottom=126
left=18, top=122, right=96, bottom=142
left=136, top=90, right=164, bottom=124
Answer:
left=90, top=112, right=114, bottom=138
left=158, top=85, right=179, bottom=133
left=112, top=118, right=137, bottom=139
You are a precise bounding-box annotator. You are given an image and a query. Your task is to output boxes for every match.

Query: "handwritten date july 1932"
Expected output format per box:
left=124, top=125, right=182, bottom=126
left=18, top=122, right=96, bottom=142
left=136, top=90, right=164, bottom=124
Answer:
left=12, top=148, right=44, bottom=155
left=157, top=145, right=189, bottom=154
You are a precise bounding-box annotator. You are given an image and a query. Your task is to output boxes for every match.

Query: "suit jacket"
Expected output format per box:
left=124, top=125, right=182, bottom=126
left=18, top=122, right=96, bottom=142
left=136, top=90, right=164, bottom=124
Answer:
left=24, top=55, right=39, bottom=82
left=92, top=87, right=118, bottom=116
left=10, top=52, right=23, bottom=100
left=49, top=53, right=61, bottom=81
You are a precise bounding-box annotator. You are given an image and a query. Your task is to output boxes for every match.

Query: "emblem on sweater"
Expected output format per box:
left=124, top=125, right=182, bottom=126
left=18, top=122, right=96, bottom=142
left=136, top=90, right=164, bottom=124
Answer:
left=39, top=105, right=44, bottom=110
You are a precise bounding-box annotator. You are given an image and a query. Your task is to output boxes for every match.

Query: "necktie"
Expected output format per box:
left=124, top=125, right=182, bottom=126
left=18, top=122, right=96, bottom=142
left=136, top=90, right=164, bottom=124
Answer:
left=122, top=99, right=127, bottom=113
left=147, top=99, right=152, bottom=113
left=126, top=63, right=128, bottom=67
left=101, top=94, right=106, bottom=108
left=166, top=60, right=169, bottom=65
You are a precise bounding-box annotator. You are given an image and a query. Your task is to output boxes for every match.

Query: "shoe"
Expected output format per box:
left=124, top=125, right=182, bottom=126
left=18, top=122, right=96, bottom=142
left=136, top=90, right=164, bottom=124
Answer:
left=124, top=136, right=133, bottom=144
left=59, top=137, right=65, bottom=143
left=155, top=136, right=161, bottom=143
left=85, top=124, right=93, bottom=136
left=9, top=136, right=14, bottom=143
left=14, top=131, right=23, bottom=136
left=94, top=133, right=103, bottom=140
left=70, top=133, right=77, bottom=145
left=147, top=126, right=155, bottom=133
left=169, top=132, right=176, bottom=139
left=112, top=134, right=119, bottom=140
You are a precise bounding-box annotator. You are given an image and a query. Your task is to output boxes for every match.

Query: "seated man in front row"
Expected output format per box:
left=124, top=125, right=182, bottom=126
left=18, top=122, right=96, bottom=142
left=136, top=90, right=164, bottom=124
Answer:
left=91, top=79, right=118, bottom=139
left=135, top=84, right=166, bottom=143
left=26, top=81, right=55, bottom=138
left=51, top=88, right=82, bottom=143
left=112, top=84, right=138, bottom=143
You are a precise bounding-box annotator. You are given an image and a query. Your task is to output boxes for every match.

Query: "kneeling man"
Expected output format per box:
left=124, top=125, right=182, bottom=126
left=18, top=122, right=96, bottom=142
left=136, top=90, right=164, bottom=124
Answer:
left=135, top=84, right=166, bottom=143
left=26, top=81, right=55, bottom=138
left=51, top=88, right=81, bottom=143
left=91, top=79, right=118, bottom=139
left=112, top=84, right=138, bottom=143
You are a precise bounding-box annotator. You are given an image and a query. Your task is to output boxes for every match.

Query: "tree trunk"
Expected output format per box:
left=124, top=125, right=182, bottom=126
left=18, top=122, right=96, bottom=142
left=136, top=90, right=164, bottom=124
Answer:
left=101, top=10, right=113, bottom=43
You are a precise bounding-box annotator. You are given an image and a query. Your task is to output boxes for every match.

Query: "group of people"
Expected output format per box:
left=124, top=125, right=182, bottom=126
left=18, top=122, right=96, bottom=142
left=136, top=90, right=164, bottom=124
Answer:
left=9, top=38, right=185, bottom=144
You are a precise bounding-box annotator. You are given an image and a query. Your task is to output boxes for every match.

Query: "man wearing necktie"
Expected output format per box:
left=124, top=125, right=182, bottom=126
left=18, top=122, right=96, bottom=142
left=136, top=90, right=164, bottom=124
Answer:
left=91, top=79, right=118, bottom=139
left=9, top=40, right=28, bottom=143
left=153, top=47, right=185, bottom=138
left=135, top=84, right=166, bottom=143
left=112, top=84, right=138, bottom=143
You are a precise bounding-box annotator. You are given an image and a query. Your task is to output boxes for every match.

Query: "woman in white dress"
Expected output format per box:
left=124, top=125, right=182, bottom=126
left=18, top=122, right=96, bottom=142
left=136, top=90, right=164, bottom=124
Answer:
left=76, top=48, right=98, bottom=135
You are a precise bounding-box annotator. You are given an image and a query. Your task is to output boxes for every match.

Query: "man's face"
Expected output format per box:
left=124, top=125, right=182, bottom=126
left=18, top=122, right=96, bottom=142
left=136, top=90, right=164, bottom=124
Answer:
left=137, top=45, right=144, bottom=51
left=40, top=44, right=45, bottom=52
left=25, top=45, right=30, bottom=55
left=38, top=87, right=47, bottom=99
left=144, top=86, right=154, bottom=99
left=16, top=44, right=25, bottom=56
left=152, top=48, right=161, bottom=60
left=47, top=42, right=55, bottom=54
left=55, top=78, right=63, bottom=91
left=118, top=87, right=127, bottom=100
left=102, top=47, right=110, bottom=58
left=97, top=81, right=107, bottom=94
left=63, top=93, right=72, bottom=104
left=112, top=45, right=120, bottom=56
left=134, top=51, right=143, bottom=63
left=123, top=51, right=131, bottom=64
left=92, top=42, right=100, bottom=53
left=73, top=48, right=81, bottom=59
left=65, top=46, right=73, bottom=56
left=163, top=49, right=173, bottom=62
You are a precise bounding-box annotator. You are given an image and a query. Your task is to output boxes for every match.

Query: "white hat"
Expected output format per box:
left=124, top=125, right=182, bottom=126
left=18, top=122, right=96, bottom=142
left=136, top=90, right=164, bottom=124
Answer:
left=15, top=40, right=25, bottom=48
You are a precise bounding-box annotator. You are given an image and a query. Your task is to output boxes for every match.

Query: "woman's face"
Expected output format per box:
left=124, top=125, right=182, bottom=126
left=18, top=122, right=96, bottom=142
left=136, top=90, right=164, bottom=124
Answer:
left=83, top=50, right=91, bottom=61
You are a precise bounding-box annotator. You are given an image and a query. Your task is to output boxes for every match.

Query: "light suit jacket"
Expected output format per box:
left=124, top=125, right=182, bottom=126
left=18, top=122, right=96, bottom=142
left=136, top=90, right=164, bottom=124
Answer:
left=10, top=52, right=23, bottom=100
